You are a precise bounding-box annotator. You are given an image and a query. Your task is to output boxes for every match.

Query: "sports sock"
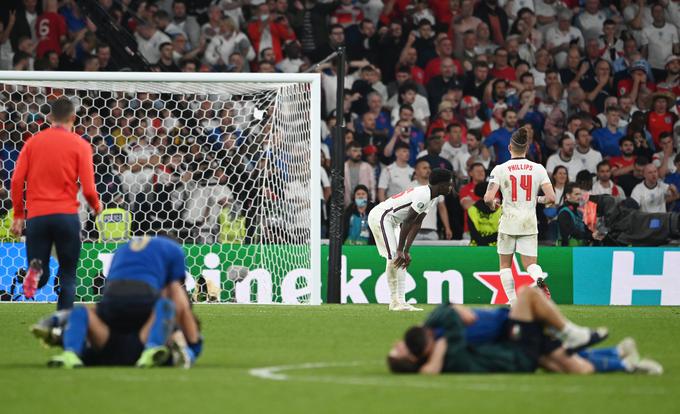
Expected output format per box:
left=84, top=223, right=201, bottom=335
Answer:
left=396, top=268, right=406, bottom=304
left=526, top=263, right=543, bottom=282
left=556, top=321, right=589, bottom=345
left=499, top=268, right=517, bottom=305
left=580, top=350, right=628, bottom=372
left=63, top=306, right=89, bottom=356
left=578, top=347, right=619, bottom=360
left=146, top=298, right=176, bottom=349
left=386, top=261, right=398, bottom=303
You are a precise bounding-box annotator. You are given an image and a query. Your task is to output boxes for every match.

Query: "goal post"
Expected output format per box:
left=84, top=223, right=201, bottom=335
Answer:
left=0, top=71, right=321, bottom=305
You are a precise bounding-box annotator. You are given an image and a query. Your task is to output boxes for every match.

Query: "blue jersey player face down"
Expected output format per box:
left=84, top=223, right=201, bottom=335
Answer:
left=31, top=236, right=202, bottom=368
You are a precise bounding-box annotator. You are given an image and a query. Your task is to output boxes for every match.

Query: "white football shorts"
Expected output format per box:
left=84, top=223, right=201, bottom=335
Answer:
left=496, top=232, right=538, bottom=257
left=368, top=208, right=400, bottom=261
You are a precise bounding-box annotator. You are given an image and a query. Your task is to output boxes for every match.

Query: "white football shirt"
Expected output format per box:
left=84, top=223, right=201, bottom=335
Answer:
left=489, top=158, right=551, bottom=235
left=374, top=185, right=438, bottom=225
left=631, top=181, right=669, bottom=213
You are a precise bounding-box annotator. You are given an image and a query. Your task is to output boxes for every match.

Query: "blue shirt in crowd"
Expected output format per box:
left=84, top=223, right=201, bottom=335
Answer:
left=592, top=127, right=624, bottom=158
left=484, top=127, right=514, bottom=164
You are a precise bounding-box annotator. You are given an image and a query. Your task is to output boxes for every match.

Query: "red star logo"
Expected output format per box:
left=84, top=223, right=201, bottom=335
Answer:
left=473, top=256, right=548, bottom=305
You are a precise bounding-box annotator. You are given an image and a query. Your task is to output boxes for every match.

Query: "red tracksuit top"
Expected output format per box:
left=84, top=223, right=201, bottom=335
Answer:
left=10, top=126, right=101, bottom=220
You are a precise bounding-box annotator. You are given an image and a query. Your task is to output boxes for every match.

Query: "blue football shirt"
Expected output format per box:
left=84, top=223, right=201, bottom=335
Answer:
left=106, top=236, right=186, bottom=291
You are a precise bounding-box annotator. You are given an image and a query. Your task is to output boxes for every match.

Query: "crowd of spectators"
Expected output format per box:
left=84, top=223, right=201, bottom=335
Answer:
left=0, top=0, right=679, bottom=247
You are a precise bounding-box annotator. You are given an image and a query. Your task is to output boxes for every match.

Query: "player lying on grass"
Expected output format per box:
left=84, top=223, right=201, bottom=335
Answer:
left=388, top=287, right=662, bottom=375
left=368, top=168, right=454, bottom=311
left=31, top=235, right=201, bottom=368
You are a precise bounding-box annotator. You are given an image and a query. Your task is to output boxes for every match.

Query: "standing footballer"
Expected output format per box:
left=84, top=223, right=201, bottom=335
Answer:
left=483, top=126, right=555, bottom=306
left=10, top=97, right=101, bottom=309
left=368, top=168, right=453, bottom=311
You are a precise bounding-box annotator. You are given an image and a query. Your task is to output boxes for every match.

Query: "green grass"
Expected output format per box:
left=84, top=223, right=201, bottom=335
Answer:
left=2, top=304, right=680, bottom=414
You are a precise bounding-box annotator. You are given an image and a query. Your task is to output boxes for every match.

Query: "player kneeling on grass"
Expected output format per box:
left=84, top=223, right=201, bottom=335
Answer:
left=387, top=287, right=662, bottom=375
left=31, top=235, right=201, bottom=368
left=368, top=168, right=454, bottom=311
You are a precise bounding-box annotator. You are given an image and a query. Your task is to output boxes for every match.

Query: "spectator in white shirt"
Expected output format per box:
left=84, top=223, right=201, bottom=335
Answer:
left=135, top=20, right=172, bottom=64
left=204, top=17, right=256, bottom=68
left=573, top=128, right=602, bottom=174
left=631, top=163, right=679, bottom=213
left=652, top=132, right=677, bottom=179
left=575, top=0, right=611, bottom=41
left=276, top=40, right=304, bottom=73
left=165, top=1, right=201, bottom=47
left=410, top=159, right=452, bottom=240
left=641, top=3, right=680, bottom=78
left=546, top=135, right=584, bottom=181
left=590, top=160, right=625, bottom=202
left=389, top=81, right=430, bottom=127
left=377, top=142, right=414, bottom=201
left=546, top=9, right=585, bottom=69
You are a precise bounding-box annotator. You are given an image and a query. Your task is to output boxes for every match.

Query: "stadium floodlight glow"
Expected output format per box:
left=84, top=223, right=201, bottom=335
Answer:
left=0, top=71, right=321, bottom=305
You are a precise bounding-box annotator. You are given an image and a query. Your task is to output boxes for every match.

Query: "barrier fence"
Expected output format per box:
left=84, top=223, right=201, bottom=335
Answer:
left=1, top=244, right=679, bottom=305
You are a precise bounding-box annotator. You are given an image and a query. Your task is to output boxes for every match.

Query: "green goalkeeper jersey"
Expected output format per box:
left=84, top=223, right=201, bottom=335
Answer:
left=425, top=305, right=537, bottom=373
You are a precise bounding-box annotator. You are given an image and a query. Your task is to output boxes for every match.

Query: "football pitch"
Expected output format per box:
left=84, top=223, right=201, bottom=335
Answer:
left=1, top=304, right=679, bottom=414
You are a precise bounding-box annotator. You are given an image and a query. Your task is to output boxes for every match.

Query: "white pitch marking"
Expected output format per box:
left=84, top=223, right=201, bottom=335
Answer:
left=248, top=361, right=668, bottom=395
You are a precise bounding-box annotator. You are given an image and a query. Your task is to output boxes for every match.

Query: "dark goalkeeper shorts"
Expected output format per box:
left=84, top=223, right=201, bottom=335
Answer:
left=81, top=331, right=145, bottom=366
left=503, top=319, right=562, bottom=372
left=83, top=280, right=160, bottom=366
left=96, top=279, right=159, bottom=333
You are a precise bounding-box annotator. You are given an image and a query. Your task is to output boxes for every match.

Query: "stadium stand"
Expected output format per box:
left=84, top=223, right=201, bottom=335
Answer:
left=0, top=0, right=679, bottom=246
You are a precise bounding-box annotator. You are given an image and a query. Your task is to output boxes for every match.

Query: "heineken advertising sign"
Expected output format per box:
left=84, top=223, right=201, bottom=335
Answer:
left=320, top=246, right=574, bottom=305
left=0, top=243, right=573, bottom=304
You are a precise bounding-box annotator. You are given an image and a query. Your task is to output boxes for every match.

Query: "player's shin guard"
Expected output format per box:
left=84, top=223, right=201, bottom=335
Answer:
left=146, top=298, right=176, bottom=349
left=63, top=306, right=89, bottom=356
left=499, top=268, right=517, bottom=306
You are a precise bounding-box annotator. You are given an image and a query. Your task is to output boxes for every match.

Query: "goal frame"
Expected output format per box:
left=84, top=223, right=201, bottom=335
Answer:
left=0, top=70, right=322, bottom=305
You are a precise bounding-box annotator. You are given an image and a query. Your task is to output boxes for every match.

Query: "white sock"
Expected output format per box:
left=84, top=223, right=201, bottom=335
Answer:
left=556, top=321, right=589, bottom=346
left=499, top=268, right=517, bottom=305
left=386, top=261, right=398, bottom=303
left=397, top=268, right=406, bottom=304
left=527, top=263, right=543, bottom=282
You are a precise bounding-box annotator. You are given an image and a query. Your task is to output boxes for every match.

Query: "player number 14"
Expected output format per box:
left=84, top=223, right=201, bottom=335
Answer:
left=509, top=175, right=532, bottom=202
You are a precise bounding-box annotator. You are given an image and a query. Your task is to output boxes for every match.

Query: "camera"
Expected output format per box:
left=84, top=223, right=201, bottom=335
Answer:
left=400, top=126, right=411, bottom=134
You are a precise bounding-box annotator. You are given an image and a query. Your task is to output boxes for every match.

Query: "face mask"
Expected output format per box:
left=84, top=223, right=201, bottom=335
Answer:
left=355, top=198, right=368, bottom=207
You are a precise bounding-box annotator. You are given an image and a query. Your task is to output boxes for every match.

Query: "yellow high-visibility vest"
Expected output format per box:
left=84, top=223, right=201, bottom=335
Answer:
left=467, top=205, right=501, bottom=246
left=219, top=209, right=246, bottom=244
left=96, top=207, right=131, bottom=242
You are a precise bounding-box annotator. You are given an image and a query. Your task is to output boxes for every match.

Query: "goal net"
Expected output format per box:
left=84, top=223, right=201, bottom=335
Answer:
left=0, top=72, right=321, bottom=305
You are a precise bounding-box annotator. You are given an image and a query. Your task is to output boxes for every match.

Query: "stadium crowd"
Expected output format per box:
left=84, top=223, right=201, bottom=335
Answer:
left=0, top=0, right=679, bottom=247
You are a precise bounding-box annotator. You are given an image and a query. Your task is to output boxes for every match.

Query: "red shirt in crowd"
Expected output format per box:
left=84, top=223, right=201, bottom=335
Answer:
left=11, top=126, right=101, bottom=220
left=609, top=155, right=636, bottom=171
left=424, top=57, right=463, bottom=84
left=35, top=12, right=67, bottom=58
left=246, top=20, right=296, bottom=63
left=411, top=66, right=426, bottom=85
left=429, top=0, right=452, bottom=25
left=490, top=66, right=516, bottom=81
left=647, top=111, right=677, bottom=148
left=459, top=181, right=481, bottom=232
left=615, top=78, right=656, bottom=97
